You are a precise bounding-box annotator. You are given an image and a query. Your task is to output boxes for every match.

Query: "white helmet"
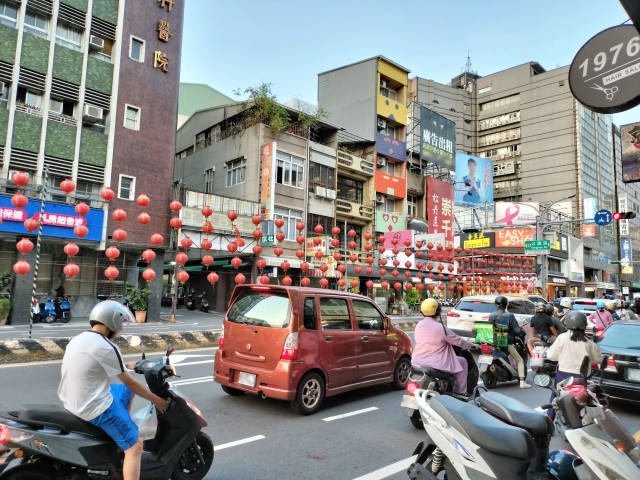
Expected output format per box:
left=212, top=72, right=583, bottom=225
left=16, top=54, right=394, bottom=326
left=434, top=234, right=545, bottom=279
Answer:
left=559, top=297, right=572, bottom=310
left=615, top=299, right=623, bottom=308
left=90, top=300, right=134, bottom=333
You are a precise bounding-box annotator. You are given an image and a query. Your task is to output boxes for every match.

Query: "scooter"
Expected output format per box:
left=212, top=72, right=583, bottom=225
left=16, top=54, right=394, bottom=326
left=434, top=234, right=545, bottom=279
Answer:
left=477, top=333, right=529, bottom=389
left=196, top=292, right=209, bottom=313
left=401, top=348, right=478, bottom=430
left=0, top=337, right=214, bottom=480
left=531, top=341, right=558, bottom=376
left=42, top=296, right=71, bottom=324
left=186, top=290, right=196, bottom=311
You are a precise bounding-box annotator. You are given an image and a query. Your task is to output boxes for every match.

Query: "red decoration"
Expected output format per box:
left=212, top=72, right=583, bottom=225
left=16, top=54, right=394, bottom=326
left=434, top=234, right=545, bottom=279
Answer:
left=59, top=179, right=76, bottom=195
left=169, top=217, right=182, bottom=230
left=11, top=192, right=28, bottom=210
left=64, top=242, right=79, bottom=257
left=282, top=275, right=292, bottom=286
left=416, top=283, right=425, bottom=291
left=281, top=260, right=291, bottom=271
left=314, top=224, right=323, bottom=234
left=105, top=246, right=120, bottom=262
left=237, top=238, right=246, bottom=248
left=364, top=232, right=372, bottom=241
left=274, top=246, right=284, bottom=257
left=338, top=278, right=346, bottom=288
left=170, top=200, right=183, bottom=212
left=142, top=268, right=156, bottom=282
left=348, top=229, right=356, bottom=238
left=228, top=210, right=239, bottom=221
left=104, top=265, right=119, bottom=281
left=296, top=234, right=305, bottom=244
left=231, top=257, right=242, bottom=269
left=366, top=280, right=374, bottom=289
left=314, top=250, right=324, bottom=260
left=142, top=249, right=156, bottom=262
left=381, top=281, right=389, bottom=289
left=295, top=221, right=305, bottom=231
left=301, top=262, right=310, bottom=271
left=259, top=275, right=270, bottom=285
left=200, top=205, right=212, bottom=218
left=251, top=214, right=261, bottom=225
left=276, top=231, right=286, bottom=242
left=320, top=278, right=329, bottom=288
left=11, top=171, right=29, bottom=188
left=394, top=282, right=402, bottom=290
left=136, top=194, right=150, bottom=209
left=175, top=252, right=188, bottom=266
left=332, top=226, right=341, bottom=236
left=150, top=233, right=164, bottom=246
left=179, top=237, right=192, bottom=250
left=253, top=228, right=263, bottom=240
left=64, top=262, right=80, bottom=278
left=256, top=257, right=267, bottom=269
left=23, top=217, right=38, bottom=232
left=274, top=218, right=284, bottom=228
left=176, top=269, right=189, bottom=284
left=301, top=276, right=311, bottom=287
left=100, top=186, right=115, bottom=203
left=16, top=237, right=33, bottom=255
left=235, top=272, right=246, bottom=284
left=138, top=212, right=151, bottom=226
left=354, top=265, right=362, bottom=274
left=112, top=228, right=127, bottom=242
left=74, top=224, right=89, bottom=238
left=201, top=221, right=214, bottom=234
left=405, top=282, right=413, bottom=290
left=75, top=202, right=90, bottom=216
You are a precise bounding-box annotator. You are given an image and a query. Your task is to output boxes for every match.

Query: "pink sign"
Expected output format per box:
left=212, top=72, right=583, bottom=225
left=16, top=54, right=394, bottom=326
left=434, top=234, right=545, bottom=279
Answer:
left=0, top=207, right=27, bottom=221
left=34, top=212, right=86, bottom=227
left=383, top=230, right=412, bottom=249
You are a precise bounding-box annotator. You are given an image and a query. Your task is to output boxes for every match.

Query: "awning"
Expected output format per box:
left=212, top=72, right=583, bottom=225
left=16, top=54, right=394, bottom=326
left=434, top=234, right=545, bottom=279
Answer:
left=212, top=259, right=229, bottom=266
left=223, top=263, right=249, bottom=268
left=308, top=268, right=342, bottom=278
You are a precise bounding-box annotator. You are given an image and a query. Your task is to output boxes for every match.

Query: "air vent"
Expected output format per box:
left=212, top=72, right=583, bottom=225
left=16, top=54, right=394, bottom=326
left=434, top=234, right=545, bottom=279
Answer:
left=77, top=162, right=105, bottom=183
left=18, top=68, right=45, bottom=92
left=8, top=149, right=38, bottom=171
left=58, top=3, right=86, bottom=29
left=0, top=146, right=5, bottom=168
left=84, top=89, right=110, bottom=110
left=90, top=16, right=116, bottom=41
left=51, top=78, right=80, bottom=101
left=44, top=156, right=73, bottom=177
left=0, top=61, right=13, bottom=83
left=26, top=0, right=52, bottom=15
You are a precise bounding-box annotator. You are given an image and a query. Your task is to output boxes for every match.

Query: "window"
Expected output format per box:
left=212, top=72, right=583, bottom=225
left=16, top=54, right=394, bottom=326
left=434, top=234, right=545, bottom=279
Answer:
left=303, top=297, right=317, bottom=330
left=17, top=87, right=42, bottom=109
left=478, top=127, right=521, bottom=147
left=276, top=151, right=304, bottom=188
left=478, top=86, right=492, bottom=94
left=337, top=223, right=362, bottom=251
left=478, top=111, right=520, bottom=131
left=464, top=103, right=470, bottom=111
left=407, top=194, right=418, bottom=217
left=378, top=159, right=396, bottom=176
left=129, top=36, right=145, bottom=62
left=49, top=98, right=74, bottom=117
left=308, top=161, right=335, bottom=189
left=227, top=290, right=291, bottom=329
left=226, top=158, right=245, bottom=187
left=479, top=144, right=521, bottom=159
left=0, top=1, right=17, bottom=28
left=261, top=207, right=303, bottom=241
left=337, top=175, right=363, bottom=204
left=479, top=93, right=520, bottom=112
left=90, top=36, right=113, bottom=62
left=507, top=301, right=526, bottom=315
left=204, top=168, right=214, bottom=193
left=84, top=107, right=108, bottom=133
left=118, top=175, right=135, bottom=200
left=548, top=258, right=562, bottom=273
left=319, top=298, right=352, bottom=330
left=0, top=83, right=9, bottom=109
left=379, top=121, right=395, bottom=138
left=307, top=213, right=333, bottom=236
left=24, top=10, right=48, bottom=38
left=353, top=300, right=384, bottom=331
left=56, top=23, right=82, bottom=51
left=380, top=81, right=397, bottom=101
left=124, top=105, right=140, bottom=130
left=376, top=195, right=395, bottom=213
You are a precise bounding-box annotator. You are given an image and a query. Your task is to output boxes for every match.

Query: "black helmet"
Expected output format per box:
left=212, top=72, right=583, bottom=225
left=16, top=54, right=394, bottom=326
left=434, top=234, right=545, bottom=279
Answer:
left=534, top=302, right=546, bottom=314
left=495, top=296, right=508, bottom=309
left=546, top=450, right=580, bottom=480
left=545, top=304, right=555, bottom=316
left=564, top=311, right=588, bottom=331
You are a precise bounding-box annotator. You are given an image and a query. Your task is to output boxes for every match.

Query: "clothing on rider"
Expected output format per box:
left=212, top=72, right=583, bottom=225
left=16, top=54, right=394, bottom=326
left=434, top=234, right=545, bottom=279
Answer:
left=614, top=300, right=630, bottom=321
left=588, top=301, right=614, bottom=331
left=488, top=295, right=530, bottom=388
left=58, top=301, right=168, bottom=480
left=412, top=298, right=472, bottom=399
left=605, top=301, right=620, bottom=322
left=527, top=303, right=558, bottom=354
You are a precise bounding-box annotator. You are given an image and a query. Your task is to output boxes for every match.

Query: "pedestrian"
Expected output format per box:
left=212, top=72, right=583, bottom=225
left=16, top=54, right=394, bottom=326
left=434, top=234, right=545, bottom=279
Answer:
left=489, top=296, right=530, bottom=388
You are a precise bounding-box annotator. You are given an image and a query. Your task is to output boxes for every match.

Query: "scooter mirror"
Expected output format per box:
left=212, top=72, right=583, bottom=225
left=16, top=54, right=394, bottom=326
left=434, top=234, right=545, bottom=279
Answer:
left=533, top=374, right=551, bottom=388
left=166, top=343, right=175, bottom=357
left=127, top=335, right=142, bottom=347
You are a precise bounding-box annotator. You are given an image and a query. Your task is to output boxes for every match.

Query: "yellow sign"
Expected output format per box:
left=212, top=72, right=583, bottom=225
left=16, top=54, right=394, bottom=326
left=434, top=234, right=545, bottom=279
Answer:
left=158, top=21, right=172, bottom=42
left=154, top=51, right=168, bottom=72
left=157, top=0, right=174, bottom=11
left=464, top=237, right=490, bottom=249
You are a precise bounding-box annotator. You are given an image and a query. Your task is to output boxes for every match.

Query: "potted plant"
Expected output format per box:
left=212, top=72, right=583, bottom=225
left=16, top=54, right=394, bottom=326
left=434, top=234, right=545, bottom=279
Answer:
left=126, top=282, right=153, bottom=323
left=0, top=297, right=10, bottom=326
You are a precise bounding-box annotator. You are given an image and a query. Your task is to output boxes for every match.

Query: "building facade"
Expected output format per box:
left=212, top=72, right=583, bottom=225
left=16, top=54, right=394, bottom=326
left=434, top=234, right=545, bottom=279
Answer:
left=0, top=0, right=183, bottom=323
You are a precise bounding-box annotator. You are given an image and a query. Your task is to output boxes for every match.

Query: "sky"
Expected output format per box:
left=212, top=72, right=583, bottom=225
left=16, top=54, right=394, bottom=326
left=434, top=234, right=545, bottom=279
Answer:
left=179, top=0, right=640, bottom=126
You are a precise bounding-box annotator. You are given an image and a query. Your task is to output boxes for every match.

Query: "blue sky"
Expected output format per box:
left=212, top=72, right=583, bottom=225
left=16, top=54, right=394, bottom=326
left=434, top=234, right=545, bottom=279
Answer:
left=180, top=0, right=640, bottom=126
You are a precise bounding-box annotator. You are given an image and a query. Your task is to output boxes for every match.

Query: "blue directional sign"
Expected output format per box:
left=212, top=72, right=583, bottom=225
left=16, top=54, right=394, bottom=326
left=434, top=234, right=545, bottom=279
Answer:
left=594, top=209, right=612, bottom=226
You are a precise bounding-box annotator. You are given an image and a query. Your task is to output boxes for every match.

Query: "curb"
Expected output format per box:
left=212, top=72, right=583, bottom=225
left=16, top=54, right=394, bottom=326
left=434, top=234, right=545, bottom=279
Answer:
left=0, top=330, right=221, bottom=365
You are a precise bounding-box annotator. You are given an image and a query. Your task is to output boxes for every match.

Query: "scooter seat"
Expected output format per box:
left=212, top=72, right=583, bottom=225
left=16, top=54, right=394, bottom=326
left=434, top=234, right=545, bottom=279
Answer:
left=479, top=392, right=553, bottom=436
left=19, top=405, right=109, bottom=438
left=414, top=365, right=454, bottom=380
left=430, top=395, right=535, bottom=460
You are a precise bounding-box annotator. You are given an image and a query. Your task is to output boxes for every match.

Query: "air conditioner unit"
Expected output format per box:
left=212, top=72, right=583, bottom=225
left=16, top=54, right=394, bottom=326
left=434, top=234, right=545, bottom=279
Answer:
left=89, top=35, right=104, bottom=51
left=377, top=156, right=387, bottom=167
left=315, top=186, right=327, bottom=197
left=82, top=104, right=103, bottom=123
left=376, top=194, right=385, bottom=204
left=381, top=79, right=387, bottom=89
left=325, top=189, right=336, bottom=200
left=377, top=118, right=387, bottom=130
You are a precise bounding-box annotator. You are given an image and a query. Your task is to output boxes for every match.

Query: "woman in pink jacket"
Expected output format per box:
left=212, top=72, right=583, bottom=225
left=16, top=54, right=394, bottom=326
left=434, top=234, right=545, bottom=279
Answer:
left=412, top=298, right=473, bottom=400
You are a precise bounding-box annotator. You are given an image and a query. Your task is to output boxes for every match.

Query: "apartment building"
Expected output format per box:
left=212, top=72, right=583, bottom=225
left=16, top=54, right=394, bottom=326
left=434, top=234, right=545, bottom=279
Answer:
left=0, top=0, right=184, bottom=323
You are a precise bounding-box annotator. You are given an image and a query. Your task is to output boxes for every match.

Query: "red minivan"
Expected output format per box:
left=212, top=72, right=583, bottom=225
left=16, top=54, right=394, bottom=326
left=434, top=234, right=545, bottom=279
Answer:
left=214, top=285, right=413, bottom=415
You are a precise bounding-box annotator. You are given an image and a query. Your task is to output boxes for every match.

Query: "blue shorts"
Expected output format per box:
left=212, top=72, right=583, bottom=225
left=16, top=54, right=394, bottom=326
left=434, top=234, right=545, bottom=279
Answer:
left=90, top=384, right=139, bottom=450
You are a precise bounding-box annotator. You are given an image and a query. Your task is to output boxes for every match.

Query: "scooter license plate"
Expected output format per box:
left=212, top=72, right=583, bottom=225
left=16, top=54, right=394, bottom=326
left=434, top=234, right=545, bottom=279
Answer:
left=478, top=355, right=493, bottom=365
left=238, top=371, right=256, bottom=387
left=401, top=395, right=417, bottom=410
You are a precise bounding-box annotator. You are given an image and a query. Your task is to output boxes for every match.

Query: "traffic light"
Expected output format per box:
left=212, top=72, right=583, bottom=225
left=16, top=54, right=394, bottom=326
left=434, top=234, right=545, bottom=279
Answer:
left=613, top=212, right=637, bottom=220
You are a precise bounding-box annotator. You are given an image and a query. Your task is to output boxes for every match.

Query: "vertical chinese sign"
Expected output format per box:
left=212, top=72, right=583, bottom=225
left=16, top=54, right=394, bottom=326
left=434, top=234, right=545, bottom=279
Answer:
left=261, top=142, right=276, bottom=221
left=621, top=238, right=633, bottom=274
left=154, top=0, right=174, bottom=73
left=427, top=177, right=454, bottom=248
left=420, top=106, right=456, bottom=170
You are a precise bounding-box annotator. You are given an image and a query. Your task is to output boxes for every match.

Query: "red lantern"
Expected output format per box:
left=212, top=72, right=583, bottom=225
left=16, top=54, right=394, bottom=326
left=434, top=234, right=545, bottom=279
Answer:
left=338, top=278, right=346, bottom=288
left=74, top=202, right=90, bottom=216
left=112, top=228, right=127, bottom=242
left=301, top=276, right=311, bottom=287
left=281, top=260, right=291, bottom=271
left=319, top=278, right=329, bottom=288
left=105, top=246, right=120, bottom=262
left=104, top=264, right=119, bottom=281
left=64, top=262, right=80, bottom=278
left=228, top=210, right=239, bottom=221
left=16, top=237, right=33, bottom=255
left=350, top=279, right=359, bottom=288
left=74, top=224, right=89, bottom=238
left=253, top=228, right=263, bottom=240
left=142, top=267, right=156, bottom=282
left=379, top=268, right=387, bottom=276
left=180, top=236, right=192, bottom=249
left=201, top=238, right=212, bottom=252
left=13, top=260, right=31, bottom=277
left=256, top=257, right=267, bottom=269
left=11, top=192, right=28, bottom=210
left=100, top=186, right=115, bottom=203
left=274, top=218, right=284, bottom=228
left=202, top=221, right=214, bottom=234
left=332, top=226, right=341, bottom=236
left=333, top=252, right=342, bottom=261
left=207, top=272, right=219, bottom=285
left=297, top=234, right=305, bottom=244
left=169, top=217, right=182, bottom=230
left=381, top=281, right=389, bottom=289
left=251, top=214, right=261, bottom=226
left=23, top=217, right=38, bottom=232
left=59, top=179, right=76, bottom=195
left=234, top=272, right=245, bottom=284
left=274, top=246, right=284, bottom=257
left=170, top=200, right=183, bottom=212
left=230, top=257, right=241, bottom=269
left=136, top=194, right=150, bottom=209
left=142, top=249, right=156, bottom=262
left=276, top=231, right=286, bottom=242
left=366, top=280, right=374, bottom=289
left=11, top=171, right=29, bottom=188
left=394, top=282, right=402, bottom=290
left=348, top=240, right=357, bottom=249
left=176, top=269, right=189, bottom=284
left=237, top=238, right=246, bottom=248
left=295, top=249, right=305, bottom=259
left=301, top=262, right=310, bottom=271
left=282, top=275, right=292, bottom=286
left=337, top=263, right=346, bottom=273
left=150, top=233, right=164, bottom=246
left=138, top=212, right=151, bottom=226
left=314, top=224, right=323, bottom=234
left=315, top=250, right=324, bottom=260
left=64, top=242, right=79, bottom=257
left=200, top=205, right=213, bottom=218
left=354, top=266, right=362, bottom=274
left=175, top=252, right=188, bottom=266
left=295, top=221, right=305, bottom=231
left=405, top=282, right=413, bottom=290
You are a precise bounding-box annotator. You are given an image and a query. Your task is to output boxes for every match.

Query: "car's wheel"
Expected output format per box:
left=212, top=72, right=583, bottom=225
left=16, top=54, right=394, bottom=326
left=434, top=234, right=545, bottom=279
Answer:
left=171, top=431, right=214, bottom=480
left=482, top=372, right=498, bottom=389
left=221, top=385, right=245, bottom=396
left=0, top=464, right=53, bottom=480
left=45, top=314, right=56, bottom=324
left=391, top=357, right=411, bottom=390
left=410, top=410, right=424, bottom=429
left=290, top=372, right=324, bottom=415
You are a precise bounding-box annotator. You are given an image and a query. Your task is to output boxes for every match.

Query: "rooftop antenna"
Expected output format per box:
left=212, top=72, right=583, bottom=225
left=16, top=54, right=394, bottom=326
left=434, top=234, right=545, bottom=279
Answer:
left=465, top=51, right=473, bottom=74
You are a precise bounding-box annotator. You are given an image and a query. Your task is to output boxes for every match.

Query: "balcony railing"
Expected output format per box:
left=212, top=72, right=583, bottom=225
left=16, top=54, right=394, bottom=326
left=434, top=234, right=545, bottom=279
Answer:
left=337, top=151, right=375, bottom=176
left=336, top=198, right=374, bottom=220
left=15, top=102, right=42, bottom=117
left=48, top=110, right=77, bottom=126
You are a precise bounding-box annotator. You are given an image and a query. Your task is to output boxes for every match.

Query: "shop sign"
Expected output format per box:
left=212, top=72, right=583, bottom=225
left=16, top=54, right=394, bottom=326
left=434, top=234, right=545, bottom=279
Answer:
left=427, top=177, right=454, bottom=247
left=382, top=249, right=415, bottom=270
left=549, top=277, right=568, bottom=285
left=261, top=234, right=276, bottom=246
left=623, top=286, right=630, bottom=294
left=464, top=236, right=490, bottom=249
left=582, top=224, right=597, bottom=238
left=633, top=282, right=640, bottom=288
left=496, top=228, right=533, bottom=248
left=415, top=232, right=445, bottom=248
left=306, top=235, right=329, bottom=257
left=260, top=142, right=276, bottom=221
left=619, top=195, right=630, bottom=234
left=383, top=230, right=412, bottom=249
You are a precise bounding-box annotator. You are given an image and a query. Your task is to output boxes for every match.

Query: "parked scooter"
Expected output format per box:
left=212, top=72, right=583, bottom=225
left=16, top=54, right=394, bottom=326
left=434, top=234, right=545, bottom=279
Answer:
left=477, top=330, right=529, bottom=389
left=401, top=348, right=478, bottom=429
left=42, top=296, right=71, bottom=323
left=0, top=336, right=214, bottom=480
left=195, top=292, right=209, bottom=312
left=186, top=289, right=196, bottom=311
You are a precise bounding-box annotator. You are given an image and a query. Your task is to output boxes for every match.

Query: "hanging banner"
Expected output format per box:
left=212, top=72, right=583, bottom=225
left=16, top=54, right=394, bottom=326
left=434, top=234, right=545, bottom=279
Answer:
left=383, top=230, right=412, bottom=249
left=260, top=142, right=276, bottom=221
left=454, top=153, right=494, bottom=206
left=619, top=195, right=630, bottom=235
left=427, top=177, right=454, bottom=248
left=621, top=238, right=634, bottom=274
left=420, top=106, right=456, bottom=170
left=495, top=202, right=539, bottom=226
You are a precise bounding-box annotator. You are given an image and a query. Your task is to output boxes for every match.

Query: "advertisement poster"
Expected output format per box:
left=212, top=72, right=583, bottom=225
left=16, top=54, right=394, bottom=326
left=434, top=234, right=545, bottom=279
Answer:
left=495, top=202, right=539, bottom=226
left=454, top=153, right=494, bottom=206
left=260, top=142, right=276, bottom=221
left=621, top=238, right=634, bottom=274
left=414, top=232, right=445, bottom=248
left=383, top=230, right=412, bottom=249
left=621, top=123, right=640, bottom=183
left=583, top=197, right=597, bottom=224
left=495, top=228, right=533, bottom=248
left=582, top=224, right=597, bottom=238
left=306, top=235, right=329, bottom=257
left=427, top=177, right=454, bottom=247
left=420, top=106, right=456, bottom=170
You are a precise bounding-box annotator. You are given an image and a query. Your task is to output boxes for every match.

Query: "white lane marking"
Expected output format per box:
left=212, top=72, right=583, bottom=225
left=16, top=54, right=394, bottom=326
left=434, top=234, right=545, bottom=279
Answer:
left=352, top=455, right=417, bottom=480
left=173, top=379, right=212, bottom=386
left=169, top=354, right=214, bottom=364
left=322, top=407, right=378, bottom=422
left=172, top=376, right=212, bottom=386
left=214, top=435, right=265, bottom=452
left=174, top=360, right=214, bottom=367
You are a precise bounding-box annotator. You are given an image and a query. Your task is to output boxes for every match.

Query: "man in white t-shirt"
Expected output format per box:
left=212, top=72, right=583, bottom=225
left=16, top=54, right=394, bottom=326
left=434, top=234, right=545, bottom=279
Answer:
left=58, top=301, right=168, bottom=480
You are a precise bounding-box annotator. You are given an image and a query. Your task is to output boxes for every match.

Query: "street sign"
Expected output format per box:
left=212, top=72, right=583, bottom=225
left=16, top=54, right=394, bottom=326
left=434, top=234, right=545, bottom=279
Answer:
left=569, top=25, right=640, bottom=114
left=524, top=240, right=551, bottom=256
left=261, top=234, right=276, bottom=246
left=594, top=209, right=612, bottom=226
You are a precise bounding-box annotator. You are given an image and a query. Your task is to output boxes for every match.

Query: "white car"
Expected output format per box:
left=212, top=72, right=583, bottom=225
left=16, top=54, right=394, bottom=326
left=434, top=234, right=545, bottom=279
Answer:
left=446, top=295, right=534, bottom=343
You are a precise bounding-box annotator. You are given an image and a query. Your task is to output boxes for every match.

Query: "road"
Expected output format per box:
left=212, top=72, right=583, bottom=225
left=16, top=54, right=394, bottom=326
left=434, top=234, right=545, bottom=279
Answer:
left=1, top=337, right=639, bottom=479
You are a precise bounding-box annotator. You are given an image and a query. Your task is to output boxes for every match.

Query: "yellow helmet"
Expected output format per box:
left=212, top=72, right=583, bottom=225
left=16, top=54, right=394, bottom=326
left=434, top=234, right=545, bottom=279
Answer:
left=421, top=298, right=439, bottom=317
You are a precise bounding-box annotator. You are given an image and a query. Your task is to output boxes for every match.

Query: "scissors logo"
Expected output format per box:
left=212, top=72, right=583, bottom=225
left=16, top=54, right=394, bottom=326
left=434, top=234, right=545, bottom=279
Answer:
left=591, top=83, right=618, bottom=100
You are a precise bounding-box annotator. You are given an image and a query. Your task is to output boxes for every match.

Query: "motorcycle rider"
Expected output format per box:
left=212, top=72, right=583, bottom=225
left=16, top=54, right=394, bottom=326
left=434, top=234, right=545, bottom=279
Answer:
left=412, top=298, right=472, bottom=400
left=614, top=299, right=630, bottom=321
left=606, top=301, right=620, bottom=321
left=545, top=311, right=602, bottom=418
left=557, top=297, right=573, bottom=319
left=546, top=303, right=566, bottom=335
left=489, top=295, right=531, bottom=388
left=588, top=300, right=614, bottom=332
left=58, top=301, right=168, bottom=480
left=527, top=302, right=558, bottom=354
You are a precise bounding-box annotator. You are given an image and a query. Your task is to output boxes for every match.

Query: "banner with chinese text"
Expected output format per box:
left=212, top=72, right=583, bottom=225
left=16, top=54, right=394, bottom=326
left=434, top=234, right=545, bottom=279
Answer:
left=420, top=106, right=455, bottom=170
left=427, top=177, right=454, bottom=248
left=260, top=142, right=276, bottom=221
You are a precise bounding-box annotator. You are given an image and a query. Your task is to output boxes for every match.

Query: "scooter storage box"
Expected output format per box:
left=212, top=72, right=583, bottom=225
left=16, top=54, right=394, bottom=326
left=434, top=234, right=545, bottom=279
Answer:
left=475, top=322, right=508, bottom=347
left=531, top=346, right=545, bottom=367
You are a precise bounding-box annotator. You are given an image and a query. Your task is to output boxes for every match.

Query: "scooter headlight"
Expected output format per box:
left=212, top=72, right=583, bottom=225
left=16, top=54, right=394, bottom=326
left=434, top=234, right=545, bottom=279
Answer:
left=186, top=401, right=202, bottom=417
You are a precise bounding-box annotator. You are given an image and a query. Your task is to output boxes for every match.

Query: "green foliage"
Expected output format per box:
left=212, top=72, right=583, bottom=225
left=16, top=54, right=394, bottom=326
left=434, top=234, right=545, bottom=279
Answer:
left=0, top=270, right=10, bottom=299
left=125, top=282, right=153, bottom=312
left=0, top=297, right=9, bottom=318
left=403, top=288, right=419, bottom=307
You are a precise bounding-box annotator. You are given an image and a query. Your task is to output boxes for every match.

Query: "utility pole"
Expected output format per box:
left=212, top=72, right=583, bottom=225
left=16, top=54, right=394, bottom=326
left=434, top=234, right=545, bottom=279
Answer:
left=536, top=215, right=548, bottom=300
left=29, top=166, right=48, bottom=339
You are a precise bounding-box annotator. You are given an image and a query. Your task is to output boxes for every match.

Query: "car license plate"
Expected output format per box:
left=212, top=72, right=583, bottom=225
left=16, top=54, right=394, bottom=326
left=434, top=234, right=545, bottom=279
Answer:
left=238, top=371, right=256, bottom=387
left=478, top=355, right=493, bottom=365
left=627, top=369, right=640, bottom=382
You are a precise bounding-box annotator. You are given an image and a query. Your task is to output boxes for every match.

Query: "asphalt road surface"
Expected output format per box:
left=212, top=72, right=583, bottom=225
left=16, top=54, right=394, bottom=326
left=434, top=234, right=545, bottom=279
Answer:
left=1, top=337, right=639, bottom=479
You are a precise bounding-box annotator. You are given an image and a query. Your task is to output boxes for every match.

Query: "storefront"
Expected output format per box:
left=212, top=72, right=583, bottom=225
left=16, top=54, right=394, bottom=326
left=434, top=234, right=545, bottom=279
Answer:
left=584, top=282, right=616, bottom=298
left=547, top=276, right=569, bottom=299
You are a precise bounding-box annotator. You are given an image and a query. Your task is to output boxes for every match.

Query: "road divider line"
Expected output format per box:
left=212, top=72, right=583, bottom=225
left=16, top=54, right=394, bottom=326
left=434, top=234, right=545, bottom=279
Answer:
left=173, top=379, right=212, bottom=386
left=323, top=407, right=378, bottom=422
left=214, top=435, right=265, bottom=451
left=173, top=359, right=214, bottom=367
left=172, top=375, right=211, bottom=384
left=352, top=455, right=417, bottom=480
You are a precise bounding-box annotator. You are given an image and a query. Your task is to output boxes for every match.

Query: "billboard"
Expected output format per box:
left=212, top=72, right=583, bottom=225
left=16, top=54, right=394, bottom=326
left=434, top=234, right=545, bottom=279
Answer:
left=420, top=106, right=455, bottom=170
left=621, top=123, right=640, bottom=183
left=495, top=202, right=539, bottom=226
left=583, top=197, right=597, bottom=224
left=495, top=228, right=533, bottom=248
left=260, top=142, right=276, bottom=220
left=427, top=177, right=454, bottom=247
left=454, top=153, right=493, bottom=206
left=582, top=224, right=597, bottom=238
left=621, top=238, right=633, bottom=274
left=383, top=230, right=412, bottom=249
